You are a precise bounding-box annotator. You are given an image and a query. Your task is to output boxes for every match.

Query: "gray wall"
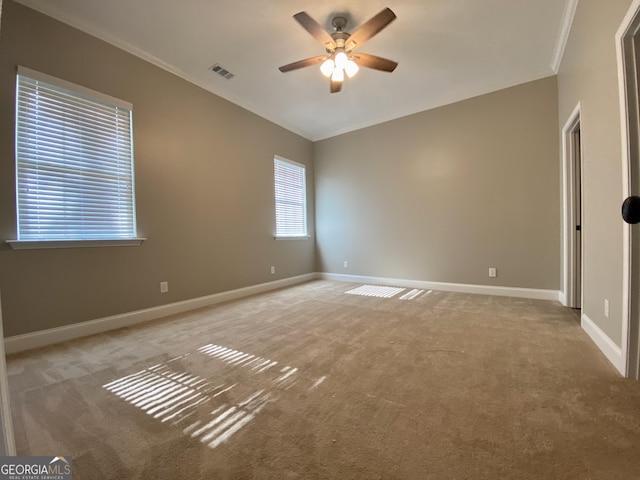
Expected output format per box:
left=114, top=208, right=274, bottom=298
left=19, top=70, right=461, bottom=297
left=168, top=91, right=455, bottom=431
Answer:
left=557, top=0, right=632, bottom=348
left=0, top=1, right=315, bottom=337
left=314, top=77, right=560, bottom=290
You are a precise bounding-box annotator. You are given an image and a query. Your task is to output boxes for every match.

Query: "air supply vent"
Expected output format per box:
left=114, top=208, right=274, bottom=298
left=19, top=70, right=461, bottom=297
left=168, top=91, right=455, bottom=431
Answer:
left=210, top=63, right=235, bottom=80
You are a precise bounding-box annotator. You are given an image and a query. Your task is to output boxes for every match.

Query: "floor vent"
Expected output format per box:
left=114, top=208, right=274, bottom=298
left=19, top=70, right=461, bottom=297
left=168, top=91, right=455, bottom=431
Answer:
left=210, top=63, right=235, bottom=79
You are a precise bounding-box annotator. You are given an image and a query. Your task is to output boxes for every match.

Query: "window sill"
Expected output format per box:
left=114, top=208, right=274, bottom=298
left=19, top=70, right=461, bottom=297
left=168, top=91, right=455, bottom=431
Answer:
left=274, top=235, right=311, bottom=241
left=6, top=238, right=146, bottom=250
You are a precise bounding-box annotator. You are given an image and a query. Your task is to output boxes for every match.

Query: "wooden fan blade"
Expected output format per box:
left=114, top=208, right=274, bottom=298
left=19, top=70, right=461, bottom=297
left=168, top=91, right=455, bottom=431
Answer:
left=279, top=55, right=327, bottom=73
left=293, top=12, right=336, bottom=50
left=330, top=79, right=342, bottom=93
left=346, top=8, right=396, bottom=51
left=352, top=53, right=398, bottom=72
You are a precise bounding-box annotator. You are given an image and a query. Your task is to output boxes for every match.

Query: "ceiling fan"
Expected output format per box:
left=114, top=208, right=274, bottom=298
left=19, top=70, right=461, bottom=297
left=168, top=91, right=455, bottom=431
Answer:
left=278, top=8, right=398, bottom=93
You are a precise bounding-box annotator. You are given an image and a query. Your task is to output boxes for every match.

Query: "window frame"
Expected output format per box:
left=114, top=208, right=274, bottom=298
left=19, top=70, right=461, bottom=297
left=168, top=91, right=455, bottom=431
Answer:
left=7, top=66, right=145, bottom=250
left=273, top=155, right=309, bottom=239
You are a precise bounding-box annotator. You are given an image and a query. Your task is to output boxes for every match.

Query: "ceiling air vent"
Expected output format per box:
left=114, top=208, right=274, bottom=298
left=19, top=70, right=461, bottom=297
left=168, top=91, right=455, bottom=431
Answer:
left=210, top=63, right=235, bottom=80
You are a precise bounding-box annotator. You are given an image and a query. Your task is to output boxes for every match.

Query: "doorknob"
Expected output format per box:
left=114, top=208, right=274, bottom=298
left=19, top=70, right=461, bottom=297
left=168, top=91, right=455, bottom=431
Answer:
left=622, top=195, right=640, bottom=224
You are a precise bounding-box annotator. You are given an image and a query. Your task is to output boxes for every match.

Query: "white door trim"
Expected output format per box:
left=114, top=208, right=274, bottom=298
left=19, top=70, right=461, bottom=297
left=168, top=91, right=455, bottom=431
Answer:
left=0, top=2, right=17, bottom=456
left=561, top=102, right=582, bottom=309
left=615, top=0, right=640, bottom=378
left=0, top=293, right=16, bottom=455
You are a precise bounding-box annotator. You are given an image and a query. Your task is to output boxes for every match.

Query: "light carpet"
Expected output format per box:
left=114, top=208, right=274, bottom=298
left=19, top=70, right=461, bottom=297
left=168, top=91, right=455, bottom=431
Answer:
left=6, top=280, right=640, bottom=479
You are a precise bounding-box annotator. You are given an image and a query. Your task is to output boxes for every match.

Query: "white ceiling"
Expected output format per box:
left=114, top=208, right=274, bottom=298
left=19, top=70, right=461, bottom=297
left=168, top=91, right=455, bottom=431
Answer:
left=15, top=0, right=574, bottom=141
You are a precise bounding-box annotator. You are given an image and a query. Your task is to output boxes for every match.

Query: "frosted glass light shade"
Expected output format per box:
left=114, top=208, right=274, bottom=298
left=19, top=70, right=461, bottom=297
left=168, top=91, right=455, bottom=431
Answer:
left=345, top=60, right=359, bottom=78
left=320, top=59, right=334, bottom=77
left=334, top=51, right=348, bottom=69
left=331, top=67, right=344, bottom=82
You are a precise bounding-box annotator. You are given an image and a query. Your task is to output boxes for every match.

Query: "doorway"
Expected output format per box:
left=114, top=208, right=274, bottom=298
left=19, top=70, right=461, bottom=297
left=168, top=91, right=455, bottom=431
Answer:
left=562, top=105, right=582, bottom=311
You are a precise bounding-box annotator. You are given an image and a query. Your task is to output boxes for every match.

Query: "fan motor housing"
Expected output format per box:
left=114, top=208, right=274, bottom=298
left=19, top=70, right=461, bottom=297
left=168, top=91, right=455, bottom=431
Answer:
left=331, top=16, right=348, bottom=31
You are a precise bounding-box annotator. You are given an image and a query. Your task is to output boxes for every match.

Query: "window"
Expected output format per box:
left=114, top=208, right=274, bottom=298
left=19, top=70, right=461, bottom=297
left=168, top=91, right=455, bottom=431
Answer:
left=10, top=66, right=141, bottom=248
left=274, top=156, right=307, bottom=238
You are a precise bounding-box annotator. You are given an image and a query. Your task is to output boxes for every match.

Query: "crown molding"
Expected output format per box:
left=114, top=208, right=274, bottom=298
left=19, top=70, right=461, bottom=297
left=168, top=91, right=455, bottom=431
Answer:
left=551, top=0, right=579, bottom=73
left=12, top=0, right=313, bottom=140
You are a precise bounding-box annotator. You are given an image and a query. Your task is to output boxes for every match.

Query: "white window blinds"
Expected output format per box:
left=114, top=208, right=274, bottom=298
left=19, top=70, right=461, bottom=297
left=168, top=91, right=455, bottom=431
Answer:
left=274, top=157, right=307, bottom=237
left=15, top=67, right=137, bottom=241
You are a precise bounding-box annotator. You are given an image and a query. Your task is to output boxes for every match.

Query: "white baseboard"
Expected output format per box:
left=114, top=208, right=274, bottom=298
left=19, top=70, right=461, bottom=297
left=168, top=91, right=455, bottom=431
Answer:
left=321, top=273, right=561, bottom=301
left=2, top=272, right=564, bottom=355
left=4, top=273, right=318, bottom=355
left=581, top=313, right=625, bottom=375
left=558, top=291, right=567, bottom=307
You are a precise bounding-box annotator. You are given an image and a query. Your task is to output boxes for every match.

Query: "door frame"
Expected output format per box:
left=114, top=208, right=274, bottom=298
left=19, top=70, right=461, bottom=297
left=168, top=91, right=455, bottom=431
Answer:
left=616, top=0, right=640, bottom=379
left=0, top=293, right=15, bottom=455
left=0, top=0, right=17, bottom=455
left=561, top=103, right=583, bottom=310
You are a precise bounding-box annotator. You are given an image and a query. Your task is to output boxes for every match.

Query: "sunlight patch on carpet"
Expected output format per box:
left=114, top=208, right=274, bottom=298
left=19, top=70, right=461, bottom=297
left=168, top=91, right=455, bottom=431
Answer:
left=399, top=289, right=425, bottom=300
left=309, top=375, right=326, bottom=391
left=103, top=344, right=326, bottom=450
left=198, top=344, right=279, bottom=373
left=186, top=389, right=273, bottom=449
left=103, top=362, right=215, bottom=423
left=345, top=285, right=405, bottom=298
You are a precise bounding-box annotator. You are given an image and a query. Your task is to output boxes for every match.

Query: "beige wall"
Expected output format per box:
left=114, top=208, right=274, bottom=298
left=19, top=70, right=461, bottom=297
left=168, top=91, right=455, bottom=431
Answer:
left=0, top=2, right=315, bottom=337
left=3, top=0, right=627, bottom=357
left=314, top=77, right=560, bottom=290
left=557, top=0, right=632, bottom=348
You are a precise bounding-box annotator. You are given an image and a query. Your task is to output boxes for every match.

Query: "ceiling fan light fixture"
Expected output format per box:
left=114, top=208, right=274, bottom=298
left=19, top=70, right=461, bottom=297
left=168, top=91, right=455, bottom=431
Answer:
left=345, top=59, right=359, bottom=78
left=320, top=58, right=335, bottom=77
left=334, top=50, right=349, bottom=70
left=279, top=8, right=398, bottom=93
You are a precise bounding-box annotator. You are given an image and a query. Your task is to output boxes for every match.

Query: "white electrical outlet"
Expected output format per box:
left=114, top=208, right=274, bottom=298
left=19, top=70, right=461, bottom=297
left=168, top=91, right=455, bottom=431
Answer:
left=343, top=260, right=349, bottom=269
left=160, top=281, right=169, bottom=293
left=604, top=299, right=609, bottom=318
left=270, top=266, right=275, bottom=274
left=489, top=268, right=497, bottom=278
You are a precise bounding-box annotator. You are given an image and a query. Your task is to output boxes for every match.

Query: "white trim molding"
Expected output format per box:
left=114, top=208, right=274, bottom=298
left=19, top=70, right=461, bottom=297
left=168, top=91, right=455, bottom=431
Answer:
left=0, top=293, right=16, bottom=455
left=558, top=291, right=567, bottom=307
left=551, top=0, right=579, bottom=72
left=4, top=272, right=564, bottom=354
left=4, top=273, right=317, bottom=354
left=581, top=313, right=625, bottom=375
left=561, top=102, right=582, bottom=309
left=6, top=238, right=146, bottom=250
left=320, top=273, right=561, bottom=301
left=615, top=0, right=640, bottom=378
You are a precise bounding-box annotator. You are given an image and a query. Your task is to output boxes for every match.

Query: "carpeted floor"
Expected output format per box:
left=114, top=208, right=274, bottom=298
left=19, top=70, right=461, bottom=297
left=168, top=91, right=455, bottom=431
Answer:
left=6, top=280, right=640, bottom=479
